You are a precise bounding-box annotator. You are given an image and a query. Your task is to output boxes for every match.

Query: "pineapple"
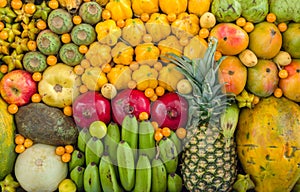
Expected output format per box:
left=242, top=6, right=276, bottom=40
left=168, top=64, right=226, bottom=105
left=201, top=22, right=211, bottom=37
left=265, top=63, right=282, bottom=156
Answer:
left=168, top=37, right=238, bottom=191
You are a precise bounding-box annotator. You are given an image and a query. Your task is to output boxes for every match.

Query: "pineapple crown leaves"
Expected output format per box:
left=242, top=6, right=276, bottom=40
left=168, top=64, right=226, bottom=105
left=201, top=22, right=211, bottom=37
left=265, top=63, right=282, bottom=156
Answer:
left=166, top=37, right=235, bottom=129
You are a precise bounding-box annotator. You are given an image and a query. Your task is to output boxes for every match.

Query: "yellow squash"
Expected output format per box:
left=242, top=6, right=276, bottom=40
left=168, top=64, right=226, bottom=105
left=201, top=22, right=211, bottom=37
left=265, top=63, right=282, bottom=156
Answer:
left=135, top=43, right=160, bottom=65
left=131, top=0, right=159, bottom=16
left=159, top=0, right=187, bottom=15
left=95, top=20, right=122, bottom=46
left=171, top=12, right=200, bottom=39
left=145, top=13, right=171, bottom=43
left=105, top=0, right=133, bottom=21
left=107, top=64, right=132, bottom=90
left=122, top=18, right=146, bottom=47
left=237, top=96, right=300, bottom=192
left=188, top=0, right=211, bottom=16
left=132, top=65, right=158, bottom=91
left=111, top=42, right=134, bottom=65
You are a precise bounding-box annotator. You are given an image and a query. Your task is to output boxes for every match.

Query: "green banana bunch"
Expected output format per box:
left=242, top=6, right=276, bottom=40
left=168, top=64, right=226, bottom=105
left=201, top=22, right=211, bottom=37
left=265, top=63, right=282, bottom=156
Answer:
left=21, top=19, right=40, bottom=40
left=133, top=154, right=152, bottom=192
left=0, top=7, right=17, bottom=23
left=84, top=162, right=102, bottom=192
left=77, top=128, right=91, bottom=153
left=10, top=36, right=29, bottom=54
left=121, top=115, right=138, bottom=160
left=151, top=157, right=167, bottom=192
left=104, top=122, right=121, bottom=164
left=117, top=140, right=135, bottom=191
left=138, top=120, right=156, bottom=160
left=33, top=1, right=51, bottom=21
left=167, top=173, right=183, bottom=192
left=99, top=155, right=124, bottom=192
left=70, top=166, right=85, bottom=192
left=0, top=174, right=19, bottom=192
left=220, top=102, right=240, bottom=147
left=2, top=50, right=23, bottom=71
left=85, top=136, right=104, bottom=166
left=2, top=23, right=21, bottom=43
left=232, top=174, right=255, bottom=192
left=169, top=131, right=182, bottom=155
left=236, top=89, right=255, bottom=108
left=158, top=137, right=178, bottom=174
left=69, top=149, right=85, bottom=172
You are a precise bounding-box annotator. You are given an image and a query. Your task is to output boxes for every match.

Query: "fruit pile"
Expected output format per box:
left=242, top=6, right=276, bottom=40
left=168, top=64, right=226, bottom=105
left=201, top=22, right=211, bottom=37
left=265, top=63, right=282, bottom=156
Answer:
left=1, top=0, right=300, bottom=191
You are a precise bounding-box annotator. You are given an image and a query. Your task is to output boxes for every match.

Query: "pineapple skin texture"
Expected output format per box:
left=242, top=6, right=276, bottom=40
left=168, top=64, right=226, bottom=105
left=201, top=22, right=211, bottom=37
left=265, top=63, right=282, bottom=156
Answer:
left=181, top=125, right=237, bottom=192
left=237, top=96, right=300, bottom=192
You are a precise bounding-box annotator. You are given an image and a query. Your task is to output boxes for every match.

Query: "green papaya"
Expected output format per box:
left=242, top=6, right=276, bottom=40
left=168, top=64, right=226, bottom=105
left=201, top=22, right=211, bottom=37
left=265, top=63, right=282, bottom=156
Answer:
left=0, top=97, right=17, bottom=181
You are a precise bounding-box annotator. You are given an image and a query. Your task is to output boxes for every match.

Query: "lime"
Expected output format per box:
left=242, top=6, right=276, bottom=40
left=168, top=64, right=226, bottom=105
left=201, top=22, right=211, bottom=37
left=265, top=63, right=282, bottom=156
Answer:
left=89, top=120, right=107, bottom=139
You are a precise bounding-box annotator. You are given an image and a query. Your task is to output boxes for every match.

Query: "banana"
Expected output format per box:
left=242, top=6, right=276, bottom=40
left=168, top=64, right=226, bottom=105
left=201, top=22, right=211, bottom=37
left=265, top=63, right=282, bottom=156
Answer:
left=84, top=162, right=102, bottom=192
left=151, top=157, right=167, bottom=192
left=69, top=149, right=85, bottom=172
left=70, top=166, right=85, bottom=192
left=158, top=137, right=178, bottom=174
left=77, top=127, right=91, bottom=153
left=169, top=130, right=182, bottom=155
left=138, top=120, right=156, bottom=160
left=133, top=154, right=152, bottom=192
left=85, top=136, right=104, bottom=166
left=167, top=173, right=183, bottom=192
left=220, top=102, right=240, bottom=147
left=99, top=155, right=124, bottom=192
left=121, top=114, right=138, bottom=160
left=117, top=140, right=135, bottom=191
left=104, top=122, right=121, bottom=164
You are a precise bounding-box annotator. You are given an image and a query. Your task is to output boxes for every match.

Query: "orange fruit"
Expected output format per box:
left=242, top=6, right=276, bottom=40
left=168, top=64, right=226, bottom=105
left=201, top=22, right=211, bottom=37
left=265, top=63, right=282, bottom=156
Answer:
left=274, top=87, right=283, bottom=98
left=61, top=33, right=71, bottom=44
left=161, top=127, right=171, bottom=137
left=31, top=93, right=42, bottom=103
left=155, top=86, right=165, bottom=97
left=0, top=0, right=7, bottom=8
left=55, top=146, right=65, bottom=156
left=47, top=55, right=57, bottom=65
left=144, top=87, right=155, bottom=98
left=102, top=9, right=111, bottom=20
left=32, top=72, right=42, bottom=81
left=27, top=40, right=37, bottom=51
left=73, top=15, right=82, bottom=25
left=10, top=0, right=23, bottom=10
left=266, top=13, right=276, bottom=23
left=278, top=69, right=288, bottom=79
left=36, top=19, right=47, bottom=30
left=48, top=0, right=59, bottom=9
left=23, top=138, right=33, bottom=148
left=15, top=144, right=25, bottom=153
left=61, top=153, right=71, bottom=162
left=0, top=64, right=8, bottom=74
left=15, top=134, right=25, bottom=145
left=65, top=144, right=74, bottom=153
left=236, top=17, right=247, bottom=27
left=78, top=45, right=88, bottom=54
left=243, top=22, right=255, bottom=33
left=140, top=13, right=150, bottom=22
left=0, top=21, right=5, bottom=31
left=24, top=3, right=36, bottom=15
left=8, top=104, right=18, bottom=114
left=0, top=30, right=8, bottom=40
left=63, top=106, right=73, bottom=116
left=278, top=22, right=288, bottom=32
left=154, top=130, right=164, bottom=142
left=139, top=111, right=149, bottom=121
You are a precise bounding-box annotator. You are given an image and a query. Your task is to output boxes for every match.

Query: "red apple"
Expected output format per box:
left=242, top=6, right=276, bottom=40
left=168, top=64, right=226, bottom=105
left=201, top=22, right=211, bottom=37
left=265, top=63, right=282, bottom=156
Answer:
left=72, top=91, right=111, bottom=128
left=150, top=92, right=189, bottom=131
left=0, top=70, right=37, bottom=106
left=111, top=89, right=151, bottom=125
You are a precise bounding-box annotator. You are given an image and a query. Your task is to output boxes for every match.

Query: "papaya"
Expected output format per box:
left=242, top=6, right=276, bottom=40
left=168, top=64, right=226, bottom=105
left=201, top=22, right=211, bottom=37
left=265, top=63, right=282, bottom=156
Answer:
left=237, top=96, right=300, bottom=192
left=0, top=97, right=17, bottom=181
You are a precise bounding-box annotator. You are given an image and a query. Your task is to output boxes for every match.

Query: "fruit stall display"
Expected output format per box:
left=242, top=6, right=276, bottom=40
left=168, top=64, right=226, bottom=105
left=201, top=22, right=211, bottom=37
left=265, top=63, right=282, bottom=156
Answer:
left=1, top=0, right=300, bottom=191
